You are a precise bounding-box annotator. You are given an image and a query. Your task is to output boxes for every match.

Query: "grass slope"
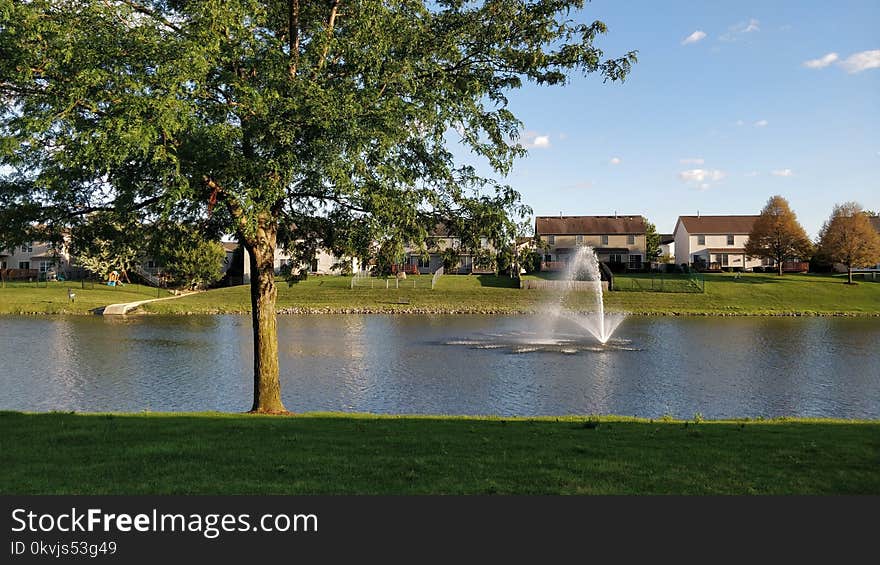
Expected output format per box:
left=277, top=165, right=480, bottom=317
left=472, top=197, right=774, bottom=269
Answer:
left=0, top=282, right=171, bottom=314
left=138, top=273, right=880, bottom=315
left=2, top=412, right=878, bottom=494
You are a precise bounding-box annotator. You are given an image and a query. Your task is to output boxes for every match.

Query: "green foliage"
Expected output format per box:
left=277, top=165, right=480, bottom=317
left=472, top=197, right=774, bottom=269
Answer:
left=376, top=238, right=404, bottom=276
left=71, top=213, right=144, bottom=279
left=521, top=249, right=543, bottom=274
left=645, top=221, right=661, bottom=261
left=152, top=224, right=226, bottom=289
left=441, top=247, right=460, bottom=272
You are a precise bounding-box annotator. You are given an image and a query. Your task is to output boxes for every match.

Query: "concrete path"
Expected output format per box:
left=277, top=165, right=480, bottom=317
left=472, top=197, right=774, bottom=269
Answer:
left=101, top=292, right=195, bottom=315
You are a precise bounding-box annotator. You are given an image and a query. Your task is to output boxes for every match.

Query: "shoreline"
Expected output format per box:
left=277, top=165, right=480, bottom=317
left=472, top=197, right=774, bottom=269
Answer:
left=2, top=307, right=880, bottom=317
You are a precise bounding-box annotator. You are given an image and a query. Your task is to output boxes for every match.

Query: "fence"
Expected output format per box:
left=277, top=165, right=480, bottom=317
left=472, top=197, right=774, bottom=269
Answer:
left=350, top=272, right=435, bottom=290
left=614, top=272, right=705, bottom=293
left=520, top=280, right=609, bottom=291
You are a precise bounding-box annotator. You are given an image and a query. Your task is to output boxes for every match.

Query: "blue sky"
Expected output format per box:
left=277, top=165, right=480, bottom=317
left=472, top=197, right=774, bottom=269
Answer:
left=457, top=0, right=879, bottom=237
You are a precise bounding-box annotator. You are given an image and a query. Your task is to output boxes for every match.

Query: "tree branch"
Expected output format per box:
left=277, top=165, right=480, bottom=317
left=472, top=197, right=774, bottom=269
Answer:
left=288, top=0, right=301, bottom=78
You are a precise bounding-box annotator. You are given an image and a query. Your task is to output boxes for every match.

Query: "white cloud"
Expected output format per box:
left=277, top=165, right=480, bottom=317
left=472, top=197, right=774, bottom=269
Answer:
left=679, top=169, right=725, bottom=190
left=721, top=18, right=760, bottom=41
left=682, top=30, right=707, bottom=45
left=803, top=52, right=839, bottom=69
left=521, top=131, right=551, bottom=149
left=679, top=169, right=725, bottom=183
left=839, top=49, right=880, bottom=74
left=771, top=169, right=794, bottom=177
left=754, top=119, right=768, bottom=127
left=609, top=157, right=622, bottom=165
left=680, top=157, right=705, bottom=165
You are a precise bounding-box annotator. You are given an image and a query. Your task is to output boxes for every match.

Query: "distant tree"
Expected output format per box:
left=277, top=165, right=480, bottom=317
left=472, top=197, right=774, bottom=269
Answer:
left=745, top=195, right=813, bottom=275
left=152, top=224, right=225, bottom=289
left=72, top=213, right=144, bottom=281
left=644, top=222, right=661, bottom=261
left=376, top=237, right=404, bottom=276
left=818, top=202, right=880, bottom=284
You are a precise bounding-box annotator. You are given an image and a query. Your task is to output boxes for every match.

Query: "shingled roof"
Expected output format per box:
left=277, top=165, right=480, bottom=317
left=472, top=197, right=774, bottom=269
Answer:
left=676, top=215, right=759, bottom=235
left=535, top=215, right=646, bottom=235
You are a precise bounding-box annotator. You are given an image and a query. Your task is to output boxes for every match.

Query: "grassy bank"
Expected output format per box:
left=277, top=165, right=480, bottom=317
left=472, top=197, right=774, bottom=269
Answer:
left=0, top=282, right=171, bottom=314
left=2, top=273, right=877, bottom=316
left=2, top=412, right=877, bottom=494
left=137, top=272, right=880, bottom=316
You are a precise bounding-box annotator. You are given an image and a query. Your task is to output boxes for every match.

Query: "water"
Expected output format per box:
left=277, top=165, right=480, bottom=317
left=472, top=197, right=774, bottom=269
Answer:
left=545, top=247, right=625, bottom=344
left=0, top=315, right=878, bottom=419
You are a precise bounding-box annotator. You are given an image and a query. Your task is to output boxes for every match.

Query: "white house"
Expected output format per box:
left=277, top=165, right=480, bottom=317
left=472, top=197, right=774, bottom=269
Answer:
left=673, top=215, right=763, bottom=270
left=0, top=240, right=72, bottom=279
left=240, top=244, right=358, bottom=283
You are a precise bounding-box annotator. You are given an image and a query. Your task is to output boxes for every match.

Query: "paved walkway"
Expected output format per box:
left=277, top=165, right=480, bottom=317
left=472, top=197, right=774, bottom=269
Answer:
left=101, top=292, right=195, bottom=315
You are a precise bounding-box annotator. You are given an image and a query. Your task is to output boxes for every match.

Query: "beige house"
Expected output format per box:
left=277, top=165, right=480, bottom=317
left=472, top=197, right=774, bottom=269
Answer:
left=673, top=215, right=763, bottom=270
left=0, top=240, right=72, bottom=279
left=535, top=215, right=647, bottom=270
left=240, top=243, right=358, bottom=283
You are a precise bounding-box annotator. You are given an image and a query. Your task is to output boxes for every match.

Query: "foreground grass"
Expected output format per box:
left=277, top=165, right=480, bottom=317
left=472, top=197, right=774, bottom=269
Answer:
left=0, top=282, right=171, bottom=314
left=140, top=272, right=880, bottom=315
left=1, top=412, right=877, bottom=494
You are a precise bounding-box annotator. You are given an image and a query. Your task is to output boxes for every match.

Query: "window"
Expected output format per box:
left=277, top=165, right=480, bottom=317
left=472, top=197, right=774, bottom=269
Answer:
left=417, top=256, right=430, bottom=269
left=628, top=255, right=642, bottom=269
left=22, top=242, right=33, bottom=253
left=697, top=235, right=706, bottom=245
left=727, top=234, right=734, bottom=245
left=601, top=234, right=609, bottom=245
left=19, top=261, right=30, bottom=270
left=576, top=235, right=583, bottom=244
left=548, top=235, right=555, bottom=245
left=610, top=253, right=623, bottom=263
left=544, top=254, right=552, bottom=263
left=39, top=261, right=52, bottom=273
left=627, top=234, right=635, bottom=245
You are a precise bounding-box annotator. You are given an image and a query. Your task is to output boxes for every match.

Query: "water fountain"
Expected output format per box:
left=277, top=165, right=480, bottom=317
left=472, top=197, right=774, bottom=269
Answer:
left=547, top=246, right=625, bottom=344
left=444, top=246, right=629, bottom=354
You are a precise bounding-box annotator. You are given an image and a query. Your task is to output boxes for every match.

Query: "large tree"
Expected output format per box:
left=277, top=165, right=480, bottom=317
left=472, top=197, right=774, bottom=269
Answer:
left=0, top=0, right=635, bottom=413
left=817, top=202, right=880, bottom=284
left=745, top=195, right=813, bottom=275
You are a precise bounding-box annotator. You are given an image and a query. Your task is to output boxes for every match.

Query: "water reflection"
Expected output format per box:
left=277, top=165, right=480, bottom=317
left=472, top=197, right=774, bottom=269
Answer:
left=0, top=315, right=878, bottom=419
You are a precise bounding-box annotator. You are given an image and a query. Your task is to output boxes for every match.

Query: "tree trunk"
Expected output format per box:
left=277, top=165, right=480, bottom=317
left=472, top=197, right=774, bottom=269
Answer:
left=245, top=221, right=287, bottom=414
left=777, top=260, right=783, bottom=276
left=848, top=266, right=853, bottom=285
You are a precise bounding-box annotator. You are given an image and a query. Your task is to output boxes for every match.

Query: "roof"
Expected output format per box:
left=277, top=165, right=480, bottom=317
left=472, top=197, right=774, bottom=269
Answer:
left=594, top=247, right=631, bottom=254
left=676, top=215, right=758, bottom=234
left=535, top=215, right=646, bottom=235
left=222, top=242, right=239, bottom=252
left=660, top=234, right=675, bottom=245
left=707, top=248, right=747, bottom=254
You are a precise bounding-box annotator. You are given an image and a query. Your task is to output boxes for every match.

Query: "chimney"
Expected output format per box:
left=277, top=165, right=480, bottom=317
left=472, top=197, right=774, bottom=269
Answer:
left=614, top=210, right=617, bottom=219
left=559, top=211, right=562, bottom=218
left=697, top=210, right=700, bottom=218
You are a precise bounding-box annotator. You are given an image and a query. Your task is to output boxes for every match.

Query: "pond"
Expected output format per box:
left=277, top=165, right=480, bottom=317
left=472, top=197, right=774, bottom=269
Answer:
left=0, top=315, right=878, bottom=419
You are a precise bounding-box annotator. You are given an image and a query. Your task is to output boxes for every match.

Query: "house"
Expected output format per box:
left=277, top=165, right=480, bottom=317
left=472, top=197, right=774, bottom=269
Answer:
left=659, top=234, right=675, bottom=261
left=534, top=215, right=647, bottom=271
left=673, top=215, right=763, bottom=270
left=402, top=224, right=495, bottom=275
left=0, top=240, right=73, bottom=280
left=238, top=243, right=359, bottom=283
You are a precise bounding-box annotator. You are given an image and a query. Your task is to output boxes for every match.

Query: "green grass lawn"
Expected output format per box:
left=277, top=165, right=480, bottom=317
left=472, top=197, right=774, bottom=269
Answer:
left=139, top=272, right=880, bottom=315
left=0, top=281, right=171, bottom=314
left=2, top=412, right=877, bottom=494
